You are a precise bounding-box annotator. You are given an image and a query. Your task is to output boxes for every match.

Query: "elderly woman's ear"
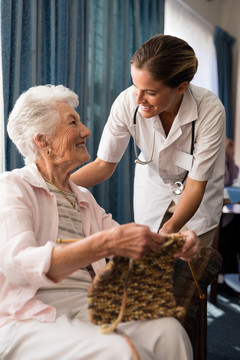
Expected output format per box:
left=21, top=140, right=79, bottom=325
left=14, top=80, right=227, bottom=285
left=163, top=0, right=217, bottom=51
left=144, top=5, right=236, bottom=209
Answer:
left=34, top=134, right=49, bottom=149
left=34, top=134, right=51, bottom=158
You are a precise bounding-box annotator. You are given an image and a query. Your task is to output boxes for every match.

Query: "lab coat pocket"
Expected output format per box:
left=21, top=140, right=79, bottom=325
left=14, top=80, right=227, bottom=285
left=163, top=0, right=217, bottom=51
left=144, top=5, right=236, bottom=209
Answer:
left=174, top=149, right=193, bottom=172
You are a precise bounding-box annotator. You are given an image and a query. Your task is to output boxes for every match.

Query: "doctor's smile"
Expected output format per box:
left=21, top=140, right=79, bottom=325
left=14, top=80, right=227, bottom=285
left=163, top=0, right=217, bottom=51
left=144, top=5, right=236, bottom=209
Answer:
left=139, top=104, right=154, bottom=111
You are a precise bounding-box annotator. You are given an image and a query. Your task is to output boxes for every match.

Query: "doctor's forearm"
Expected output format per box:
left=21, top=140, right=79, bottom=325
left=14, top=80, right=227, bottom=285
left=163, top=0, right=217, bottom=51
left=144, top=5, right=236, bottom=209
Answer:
left=161, top=178, right=207, bottom=233
left=163, top=198, right=201, bottom=233
left=71, top=157, right=117, bottom=187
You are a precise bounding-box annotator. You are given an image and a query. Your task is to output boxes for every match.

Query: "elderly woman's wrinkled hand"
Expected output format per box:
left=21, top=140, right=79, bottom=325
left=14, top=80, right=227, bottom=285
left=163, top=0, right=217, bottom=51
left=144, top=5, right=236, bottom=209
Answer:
left=172, top=230, right=200, bottom=262
left=108, top=222, right=165, bottom=260
left=109, top=225, right=200, bottom=262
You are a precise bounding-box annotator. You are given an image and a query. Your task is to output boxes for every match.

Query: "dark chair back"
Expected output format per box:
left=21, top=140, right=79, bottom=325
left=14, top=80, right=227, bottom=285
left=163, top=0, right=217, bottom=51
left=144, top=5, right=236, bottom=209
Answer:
left=173, top=247, right=222, bottom=360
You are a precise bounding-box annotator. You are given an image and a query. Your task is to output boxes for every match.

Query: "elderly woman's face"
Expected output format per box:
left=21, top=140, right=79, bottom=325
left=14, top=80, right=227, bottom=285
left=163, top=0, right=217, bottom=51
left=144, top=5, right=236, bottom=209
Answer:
left=48, top=102, right=91, bottom=170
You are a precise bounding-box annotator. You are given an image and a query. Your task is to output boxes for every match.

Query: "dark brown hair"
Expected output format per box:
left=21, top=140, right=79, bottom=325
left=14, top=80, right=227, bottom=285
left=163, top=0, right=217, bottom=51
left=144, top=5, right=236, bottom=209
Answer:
left=130, top=34, right=198, bottom=88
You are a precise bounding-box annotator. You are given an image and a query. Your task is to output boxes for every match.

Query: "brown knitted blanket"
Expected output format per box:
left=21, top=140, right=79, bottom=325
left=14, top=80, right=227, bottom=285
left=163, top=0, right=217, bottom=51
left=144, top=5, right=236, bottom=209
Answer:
left=88, top=234, right=186, bottom=332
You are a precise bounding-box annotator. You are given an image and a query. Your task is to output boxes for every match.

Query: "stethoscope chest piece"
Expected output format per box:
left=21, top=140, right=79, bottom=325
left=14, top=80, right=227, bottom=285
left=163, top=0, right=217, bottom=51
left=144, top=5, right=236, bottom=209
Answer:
left=172, top=181, right=184, bottom=195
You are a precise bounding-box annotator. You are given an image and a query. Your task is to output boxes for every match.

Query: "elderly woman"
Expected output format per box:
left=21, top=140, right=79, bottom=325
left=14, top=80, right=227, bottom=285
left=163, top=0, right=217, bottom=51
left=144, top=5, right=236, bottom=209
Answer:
left=0, top=85, right=199, bottom=360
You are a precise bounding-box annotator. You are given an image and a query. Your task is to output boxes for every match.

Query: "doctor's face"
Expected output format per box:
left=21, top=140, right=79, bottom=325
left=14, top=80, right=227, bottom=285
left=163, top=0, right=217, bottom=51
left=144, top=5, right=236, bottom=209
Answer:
left=131, top=65, right=184, bottom=119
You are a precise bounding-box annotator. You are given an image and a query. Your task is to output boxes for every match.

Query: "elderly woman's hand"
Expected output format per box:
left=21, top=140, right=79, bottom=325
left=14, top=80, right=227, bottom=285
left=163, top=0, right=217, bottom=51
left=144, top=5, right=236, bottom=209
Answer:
left=108, top=222, right=165, bottom=260
left=109, top=225, right=200, bottom=262
left=171, top=230, right=200, bottom=262
left=48, top=225, right=200, bottom=283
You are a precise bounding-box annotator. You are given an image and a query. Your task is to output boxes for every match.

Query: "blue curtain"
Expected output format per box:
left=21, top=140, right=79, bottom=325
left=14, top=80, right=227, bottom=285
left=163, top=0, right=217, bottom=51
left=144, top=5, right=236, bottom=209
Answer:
left=1, top=0, right=165, bottom=224
left=214, top=26, right=235, bottom=139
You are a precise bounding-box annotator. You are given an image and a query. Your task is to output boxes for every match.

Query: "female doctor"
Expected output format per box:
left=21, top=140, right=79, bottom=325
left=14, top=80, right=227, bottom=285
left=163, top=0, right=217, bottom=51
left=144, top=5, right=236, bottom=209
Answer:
left=71, top=34, right=226, bottom=247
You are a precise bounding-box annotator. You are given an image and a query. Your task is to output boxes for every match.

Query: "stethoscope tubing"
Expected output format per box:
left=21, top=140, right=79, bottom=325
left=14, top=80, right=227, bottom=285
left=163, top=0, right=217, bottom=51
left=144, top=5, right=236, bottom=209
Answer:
left=133, top=105, right=155, bottom=165
left=132, top=105, right=195, bottom=194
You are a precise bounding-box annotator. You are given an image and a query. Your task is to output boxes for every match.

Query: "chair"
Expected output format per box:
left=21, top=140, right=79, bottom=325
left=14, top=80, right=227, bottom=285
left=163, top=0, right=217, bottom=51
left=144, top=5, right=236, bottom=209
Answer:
left=209, top=202, right=240, bottom=303
left=208, top=224, right=222, bottom=304
left=173, top=247, right=222, bottom=360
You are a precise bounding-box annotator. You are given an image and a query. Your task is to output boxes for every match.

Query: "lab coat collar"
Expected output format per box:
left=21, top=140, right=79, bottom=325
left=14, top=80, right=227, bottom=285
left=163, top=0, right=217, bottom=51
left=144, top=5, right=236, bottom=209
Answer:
left=160, top=84, right=198, bottom=148
left=151, top=84, right=198, bottom=132
left=177, top=84, right=198, bottom=126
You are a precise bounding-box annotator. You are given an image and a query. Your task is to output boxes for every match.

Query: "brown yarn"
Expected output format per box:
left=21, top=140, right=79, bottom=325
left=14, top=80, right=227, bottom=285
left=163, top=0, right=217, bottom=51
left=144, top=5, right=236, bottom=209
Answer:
left=88, top=234, right=188, bottom=359
left=88, top=234, right=186, bottom=327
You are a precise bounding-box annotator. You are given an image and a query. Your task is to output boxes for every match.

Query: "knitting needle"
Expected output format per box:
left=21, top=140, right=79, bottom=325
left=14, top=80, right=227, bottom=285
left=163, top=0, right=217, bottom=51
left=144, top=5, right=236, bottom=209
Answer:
left=164, top=233, right=205, bottom=300
left=187, top=261, right=205, bottom=299
left=57, top=238, right=81, bottom=244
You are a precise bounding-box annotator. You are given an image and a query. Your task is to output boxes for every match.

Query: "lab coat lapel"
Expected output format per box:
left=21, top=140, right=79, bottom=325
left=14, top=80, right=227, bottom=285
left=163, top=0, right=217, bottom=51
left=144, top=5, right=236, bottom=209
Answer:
left=161, top=85, right=198, bottom=149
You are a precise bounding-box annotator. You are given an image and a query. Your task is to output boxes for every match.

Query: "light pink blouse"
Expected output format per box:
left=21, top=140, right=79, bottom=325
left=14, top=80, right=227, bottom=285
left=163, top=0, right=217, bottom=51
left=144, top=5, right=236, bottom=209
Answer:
left=0, top=164, right=118, bottom=326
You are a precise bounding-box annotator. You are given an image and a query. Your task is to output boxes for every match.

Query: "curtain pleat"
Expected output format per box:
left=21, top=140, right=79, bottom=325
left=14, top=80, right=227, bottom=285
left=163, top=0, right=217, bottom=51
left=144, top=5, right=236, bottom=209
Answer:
left=1, top=0, right=36, bottom=170
left=214, top=26, right=235, bottom=139
left=1, top=0, right=165, bottom=224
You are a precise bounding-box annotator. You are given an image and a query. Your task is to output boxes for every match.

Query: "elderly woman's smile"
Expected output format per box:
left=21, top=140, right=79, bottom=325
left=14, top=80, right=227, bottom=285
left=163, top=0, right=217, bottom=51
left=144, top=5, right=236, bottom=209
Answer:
left=44, top=101, right=91, bottom=172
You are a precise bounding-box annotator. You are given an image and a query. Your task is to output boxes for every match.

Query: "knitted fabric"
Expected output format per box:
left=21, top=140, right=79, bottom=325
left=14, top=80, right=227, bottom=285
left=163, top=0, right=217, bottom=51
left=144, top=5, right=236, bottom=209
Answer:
left=88, top=235, right=186, bottom=329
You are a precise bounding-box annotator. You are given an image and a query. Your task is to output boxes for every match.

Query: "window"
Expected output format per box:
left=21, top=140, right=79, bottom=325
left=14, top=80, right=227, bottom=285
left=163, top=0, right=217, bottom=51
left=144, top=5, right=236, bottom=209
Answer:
left=164, top=0, right=218, bottom=96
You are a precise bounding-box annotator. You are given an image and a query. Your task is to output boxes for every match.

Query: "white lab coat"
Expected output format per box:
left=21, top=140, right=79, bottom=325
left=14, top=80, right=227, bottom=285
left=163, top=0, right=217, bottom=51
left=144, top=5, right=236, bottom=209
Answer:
left=97, top=84, right=225, bottom=236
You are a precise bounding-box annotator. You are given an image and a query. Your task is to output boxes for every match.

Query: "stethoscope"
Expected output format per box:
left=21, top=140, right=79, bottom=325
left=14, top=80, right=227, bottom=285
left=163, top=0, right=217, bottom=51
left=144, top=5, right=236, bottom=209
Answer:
left=132, top=105, right=195, bottom=195
left=133, top=106, right=155, bottom=165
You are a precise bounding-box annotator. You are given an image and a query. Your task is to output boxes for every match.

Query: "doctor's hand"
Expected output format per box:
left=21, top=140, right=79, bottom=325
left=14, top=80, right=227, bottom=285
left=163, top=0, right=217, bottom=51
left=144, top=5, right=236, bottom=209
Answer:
left=174, top=230, right=200, bottom=261
left=160, top=229, right=200, bottom=262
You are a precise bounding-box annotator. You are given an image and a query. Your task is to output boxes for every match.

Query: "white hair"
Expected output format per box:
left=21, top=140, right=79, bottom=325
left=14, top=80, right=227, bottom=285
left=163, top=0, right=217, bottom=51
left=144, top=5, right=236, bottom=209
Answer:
left=7, top=84, right=79, bottom=165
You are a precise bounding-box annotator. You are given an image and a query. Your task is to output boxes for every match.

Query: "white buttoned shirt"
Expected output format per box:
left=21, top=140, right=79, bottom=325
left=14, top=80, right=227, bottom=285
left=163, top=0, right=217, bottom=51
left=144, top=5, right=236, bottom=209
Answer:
left=97, top=84, right=226, bottom=235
